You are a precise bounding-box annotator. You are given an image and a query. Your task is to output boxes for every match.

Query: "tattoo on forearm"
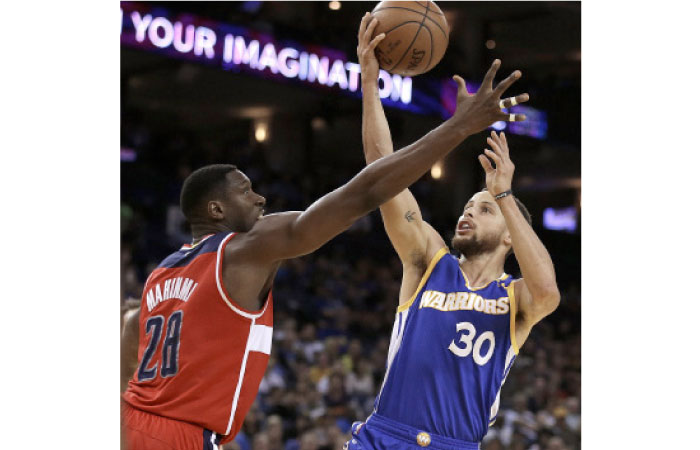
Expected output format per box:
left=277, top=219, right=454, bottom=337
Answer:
left=405, top=211, right=417, bottom=222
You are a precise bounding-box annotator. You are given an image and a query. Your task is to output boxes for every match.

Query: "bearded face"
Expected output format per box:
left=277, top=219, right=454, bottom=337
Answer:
left=451, top=225, right=503, bottom=258
left=452, top=191, right=508, bottom=258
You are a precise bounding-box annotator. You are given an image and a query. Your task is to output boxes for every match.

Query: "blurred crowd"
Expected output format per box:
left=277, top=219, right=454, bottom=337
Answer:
left=121, top=116, right=581, bottom=450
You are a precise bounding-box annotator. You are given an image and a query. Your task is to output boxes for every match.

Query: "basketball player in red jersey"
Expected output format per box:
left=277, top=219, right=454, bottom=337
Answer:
left=121, top=14, right=531, bottom=450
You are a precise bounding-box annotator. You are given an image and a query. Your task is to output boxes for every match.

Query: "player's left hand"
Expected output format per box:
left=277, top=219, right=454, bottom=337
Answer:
left=479, top=131, right=515, bottom=196
left=357, top=13, right=386, bottom=83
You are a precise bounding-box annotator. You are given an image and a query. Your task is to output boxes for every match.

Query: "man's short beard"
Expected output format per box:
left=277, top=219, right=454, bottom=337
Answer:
left=451, top=232, right=501, bottom=259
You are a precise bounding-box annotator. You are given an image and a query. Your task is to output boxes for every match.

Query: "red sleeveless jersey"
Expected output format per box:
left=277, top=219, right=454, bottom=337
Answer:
left=123, top=232, right=273, bottom=444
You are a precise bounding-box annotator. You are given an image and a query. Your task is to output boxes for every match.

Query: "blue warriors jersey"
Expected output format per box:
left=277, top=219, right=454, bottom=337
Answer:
left=373, top=247, right=519, bottom=443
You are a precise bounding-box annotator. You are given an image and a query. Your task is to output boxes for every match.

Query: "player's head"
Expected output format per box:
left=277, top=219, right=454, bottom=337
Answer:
left=451, top=189, right=531, bottom=260
left=180, top=164, right=266, bottom=233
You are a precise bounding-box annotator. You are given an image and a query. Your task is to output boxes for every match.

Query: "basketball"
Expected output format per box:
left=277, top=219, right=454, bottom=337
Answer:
left=371, top=1, right=450, bottom=77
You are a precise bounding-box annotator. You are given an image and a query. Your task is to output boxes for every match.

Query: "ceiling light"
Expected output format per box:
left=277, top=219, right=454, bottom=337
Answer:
left=254, top=121, right=268, bottom=142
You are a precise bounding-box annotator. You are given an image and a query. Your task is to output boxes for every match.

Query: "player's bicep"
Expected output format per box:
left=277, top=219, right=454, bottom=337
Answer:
left=512, top=278, right=557, bottom=327
left=243, top=203, right=359, bottom=261
left=379, top=188, right=441, bottom=266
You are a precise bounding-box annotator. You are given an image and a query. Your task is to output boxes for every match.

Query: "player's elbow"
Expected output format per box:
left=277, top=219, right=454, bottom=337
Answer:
left=537, top=287, right=560, bottom=315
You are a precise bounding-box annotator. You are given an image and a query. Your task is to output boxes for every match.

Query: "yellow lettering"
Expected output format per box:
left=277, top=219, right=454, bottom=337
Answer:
left=443, top=293, right=456, bottom=311
left=496, top=297, right=510, bottom=314
left=419, top=291, right=433, bottom=309
left=452, top=292, right=466, bottom=310
left=428, top=292, right=446, bottom=310
left=466, top=293, right=477, bottom=310
left=484, top=299, right=497, bottom=314
left=473, top=295, right=485, bottom=312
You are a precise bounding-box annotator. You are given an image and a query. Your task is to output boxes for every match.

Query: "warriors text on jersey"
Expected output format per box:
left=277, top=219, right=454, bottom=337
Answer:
left=122, top=232, right=273, bottom=445
left=372, top=247, right=519, bottom=443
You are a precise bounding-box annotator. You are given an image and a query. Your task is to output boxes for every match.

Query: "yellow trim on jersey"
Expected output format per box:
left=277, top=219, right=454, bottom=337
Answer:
left=397, top=247, right=449, bottom=313
left=507, top=282, right=519, bottom=354
left=460, top=269, right=509, bottom=291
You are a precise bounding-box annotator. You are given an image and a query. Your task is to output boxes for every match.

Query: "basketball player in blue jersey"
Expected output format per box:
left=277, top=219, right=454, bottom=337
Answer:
left=347, top=17, right=561, bottom=450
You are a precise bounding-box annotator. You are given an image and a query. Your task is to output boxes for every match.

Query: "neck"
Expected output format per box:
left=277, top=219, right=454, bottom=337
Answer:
left=190, top=223, right=231, bottom=243
left=458, top=251, right=506, bottom=288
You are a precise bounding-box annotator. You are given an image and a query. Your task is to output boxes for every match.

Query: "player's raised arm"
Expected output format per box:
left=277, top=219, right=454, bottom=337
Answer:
left=357, top=14, right=444, bottom=268
left=479, top=132, right=560, bottom=333
left=244, top=17, right=530, bottom=262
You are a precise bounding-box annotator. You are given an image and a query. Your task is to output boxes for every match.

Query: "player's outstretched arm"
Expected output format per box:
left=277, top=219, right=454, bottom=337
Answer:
left=246, top=27, right=530, bottom=262
left=479, top=132, right=560, bottom=333
left=358, top=13, right=444, bottom=269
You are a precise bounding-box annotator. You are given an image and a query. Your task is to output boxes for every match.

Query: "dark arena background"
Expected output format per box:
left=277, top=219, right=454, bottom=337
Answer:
left=120, top=2, right=581, bottom=450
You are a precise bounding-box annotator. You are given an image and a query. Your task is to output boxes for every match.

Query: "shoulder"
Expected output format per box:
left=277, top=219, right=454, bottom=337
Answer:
left=505, top=277, right=523, bottom=297
left=414, top=222, right=448, bottom=269
left=244, top=212, right=302, bottom=238
left=419, top=245, right=452, bottom=275
left=224, top=211, right=303, bottom=259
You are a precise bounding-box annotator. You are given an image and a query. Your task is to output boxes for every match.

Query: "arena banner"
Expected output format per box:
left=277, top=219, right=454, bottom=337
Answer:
left=120, top=2, right=546, bottom=139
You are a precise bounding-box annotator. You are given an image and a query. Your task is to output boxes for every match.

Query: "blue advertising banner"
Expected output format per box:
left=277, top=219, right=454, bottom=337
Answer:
left=120, top=2, right=546, bottom=139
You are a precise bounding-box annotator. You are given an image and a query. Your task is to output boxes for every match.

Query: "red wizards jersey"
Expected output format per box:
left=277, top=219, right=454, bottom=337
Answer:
left=123, top=232, right=273, bottom=444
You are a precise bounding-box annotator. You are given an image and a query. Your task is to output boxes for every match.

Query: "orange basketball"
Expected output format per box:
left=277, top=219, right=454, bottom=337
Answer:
left=371, top=1, right=450, bottom=77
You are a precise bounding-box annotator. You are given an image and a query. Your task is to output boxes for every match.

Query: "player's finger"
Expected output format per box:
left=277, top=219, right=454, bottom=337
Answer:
left=484, top=148, right=502, bottom=167
left=479, top=59, right=501, bottom=93
left=452, top=75, right=468, bottom=95
left=498, top=93, right=529, bottom=109
left=366, top=16, right=380, bottom=41
left=358, top=13, right=370, bottom=42
left=363, top=18, right=379, bottom=46
left=498, top=132, right=510, bottom=154
left=361, top=17, right=373, bottom=45
left=493, top=70, right=522, bottom=97
left=488, top=131, right=502, bottom=150
left=499, top=112, right=527, bottom=122
left=478, top=154, right=495, bottom=173
left=368, top=33, right=386, bottom=50
left=486, top=136, right=502, bottom=157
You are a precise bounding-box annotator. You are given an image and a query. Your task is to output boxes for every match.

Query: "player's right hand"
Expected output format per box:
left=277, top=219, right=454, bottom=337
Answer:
left=357, top=12, right=385, bottom=84
left=451, top=60, right=530, bottom=136
left=480, top=131, right=515, bottom=197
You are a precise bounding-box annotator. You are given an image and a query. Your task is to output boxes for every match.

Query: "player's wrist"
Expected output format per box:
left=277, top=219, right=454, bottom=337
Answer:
left=494, top=189, right=513, bottom=201
left=445, top=116, right=474, bottom=139
left=361, top=75, right=380, bottom=88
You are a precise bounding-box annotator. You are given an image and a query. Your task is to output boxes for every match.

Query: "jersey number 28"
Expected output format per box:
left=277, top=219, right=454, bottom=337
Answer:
left=137, top=311, right=183, bottom=381
left=448, top=321, right=495, bottom=365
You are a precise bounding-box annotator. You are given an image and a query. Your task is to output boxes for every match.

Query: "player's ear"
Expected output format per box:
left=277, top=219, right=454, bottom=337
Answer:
left=503, top=231, right=512, bottom=248
left=207, top=200, right=225, bottom=220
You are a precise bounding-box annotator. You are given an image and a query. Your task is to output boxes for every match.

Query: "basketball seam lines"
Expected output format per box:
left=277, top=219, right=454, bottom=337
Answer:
left=387, top=2, right=430, bottom=74
left=381, top=20, right=424, bottom=38
left=413, top=1, right=445, bottom=16
left=373, top=7, right=448, bottom=38
left=423, top=23, right=434, bottom=73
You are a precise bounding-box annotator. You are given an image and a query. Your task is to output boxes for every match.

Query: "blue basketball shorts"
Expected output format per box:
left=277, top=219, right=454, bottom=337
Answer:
left=344, top=413, right=480, bottom=450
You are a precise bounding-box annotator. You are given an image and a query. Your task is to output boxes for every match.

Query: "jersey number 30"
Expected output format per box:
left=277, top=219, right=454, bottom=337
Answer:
left=137, top=311, right=183, bottom=381
left=448, top=321, right=495, bottom=365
